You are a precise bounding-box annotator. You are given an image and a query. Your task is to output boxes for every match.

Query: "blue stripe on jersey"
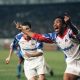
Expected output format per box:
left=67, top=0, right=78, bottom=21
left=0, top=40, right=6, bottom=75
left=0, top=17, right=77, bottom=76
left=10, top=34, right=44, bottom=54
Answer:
left=23, top=48, right=37, bottom=51
left=23, top=41, right=43, bottom=51
left=44, top=32, right=56, bottom=41
left=37, top=41, right=43, bottom=49
left=11, top=32, right=23, bottom=50
left=16, top=32, right=23, bottom=41
left=19, top=50, right=24, bottom=57
left=62, top=44, right=74, bottom=51
left=11, top=39, right=18, bottom=50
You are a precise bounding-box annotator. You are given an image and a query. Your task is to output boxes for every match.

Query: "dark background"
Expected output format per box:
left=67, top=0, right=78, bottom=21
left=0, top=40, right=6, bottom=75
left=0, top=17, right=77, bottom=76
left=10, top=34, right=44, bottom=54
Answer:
left=0, top=2, right=80, bottom=38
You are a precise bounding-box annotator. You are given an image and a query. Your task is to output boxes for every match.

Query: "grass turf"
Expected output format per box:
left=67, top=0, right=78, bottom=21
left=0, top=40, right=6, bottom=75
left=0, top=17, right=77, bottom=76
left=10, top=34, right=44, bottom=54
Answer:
left=0, top=49, right=66, bottom=80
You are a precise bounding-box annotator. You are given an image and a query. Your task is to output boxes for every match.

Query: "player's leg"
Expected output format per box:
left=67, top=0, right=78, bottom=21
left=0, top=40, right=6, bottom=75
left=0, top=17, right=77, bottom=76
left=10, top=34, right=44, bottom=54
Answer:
left=63, top=73, right=78, bottom=80
left=24, top=60, right=37, bottom=80
left=16, top=57, right=24, bottom=80
left=29, top=76, right=37, bottom=80
left=37, top=62, right=47, bottom=80
left=45, top=63, right=54, bottom=76
left=38, top=74, right=45, bottom=80
left=64, top=60, right=80, bottom=80
left=24, top=68, right=37, bottom=80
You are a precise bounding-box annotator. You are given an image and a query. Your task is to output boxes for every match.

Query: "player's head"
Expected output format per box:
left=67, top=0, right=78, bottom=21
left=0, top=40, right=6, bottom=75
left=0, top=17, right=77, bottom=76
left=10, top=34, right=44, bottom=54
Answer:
left=53, top=16, right=66, bottom=34
left=21, top=22, right=32, bottom=39
left=21, top=21, right=31, bottom=30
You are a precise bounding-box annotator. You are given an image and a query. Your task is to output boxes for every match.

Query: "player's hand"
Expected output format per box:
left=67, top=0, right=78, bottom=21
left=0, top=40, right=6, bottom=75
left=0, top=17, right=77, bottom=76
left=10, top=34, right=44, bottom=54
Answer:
left=16, top=22, right=23, bottom=30
left=64, top=15, right=71, bottom=24
left=5, top=57, right=10, bottom=64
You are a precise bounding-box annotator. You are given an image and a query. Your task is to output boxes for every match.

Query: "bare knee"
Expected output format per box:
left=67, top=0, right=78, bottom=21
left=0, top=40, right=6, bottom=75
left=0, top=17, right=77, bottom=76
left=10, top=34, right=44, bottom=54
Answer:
left=38, top=74, right=46, bottom=80
left=64, top=73, right=78, bottom=80
left=29, top=76, right=37, bottom=80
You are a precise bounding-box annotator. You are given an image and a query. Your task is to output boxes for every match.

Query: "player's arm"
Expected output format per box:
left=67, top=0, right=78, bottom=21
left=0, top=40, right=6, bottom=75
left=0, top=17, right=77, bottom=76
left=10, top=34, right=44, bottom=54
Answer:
left=24, top=49, right=43, bottom=57
left=6, top=37, right=18, bottom=64
left=20, top=29, right=53, bottom=43
left=64, top=15, right=80, bottom=42
left=16, top=24, right=53, bottom=43
left=5, top=43, right=14, bottom=64
left=64, top=15, right=78, bottom=35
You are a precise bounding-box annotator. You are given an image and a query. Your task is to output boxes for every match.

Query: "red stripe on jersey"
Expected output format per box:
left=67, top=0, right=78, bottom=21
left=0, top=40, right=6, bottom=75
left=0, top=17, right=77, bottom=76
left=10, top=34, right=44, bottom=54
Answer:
left=32, top=33, right=53, bottom=43
left=58, top=28, right=68, bottom=39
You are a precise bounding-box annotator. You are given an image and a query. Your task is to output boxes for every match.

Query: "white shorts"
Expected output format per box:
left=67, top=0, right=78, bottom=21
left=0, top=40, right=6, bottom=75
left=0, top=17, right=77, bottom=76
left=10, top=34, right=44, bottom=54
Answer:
left=65, top=59, right=80, bottom=76
left=24, top=56, right=47, bottom=80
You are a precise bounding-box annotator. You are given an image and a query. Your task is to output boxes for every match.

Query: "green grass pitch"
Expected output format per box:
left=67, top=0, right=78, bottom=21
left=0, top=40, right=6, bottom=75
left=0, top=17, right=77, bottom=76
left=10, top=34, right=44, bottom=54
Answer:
left=0, top=49, right=66, bottom=80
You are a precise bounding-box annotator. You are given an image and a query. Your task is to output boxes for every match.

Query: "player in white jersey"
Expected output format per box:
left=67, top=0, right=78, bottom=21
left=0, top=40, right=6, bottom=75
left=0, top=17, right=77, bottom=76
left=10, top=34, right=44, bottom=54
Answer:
left=14, top=21, right=54, bottom=80
left=16, top=15, right=80, bottom=80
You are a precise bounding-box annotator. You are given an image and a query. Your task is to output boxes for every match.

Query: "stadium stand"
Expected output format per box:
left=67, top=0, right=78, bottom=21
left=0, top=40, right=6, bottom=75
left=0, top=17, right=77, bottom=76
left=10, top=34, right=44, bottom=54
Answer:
left=0, top=2, right=80, bottom=38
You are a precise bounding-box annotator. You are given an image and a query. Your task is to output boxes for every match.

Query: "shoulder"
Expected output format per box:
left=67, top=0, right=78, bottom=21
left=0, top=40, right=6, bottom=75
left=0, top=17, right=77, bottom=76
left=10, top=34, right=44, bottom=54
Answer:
left=15, top=32, right=23, bottom=40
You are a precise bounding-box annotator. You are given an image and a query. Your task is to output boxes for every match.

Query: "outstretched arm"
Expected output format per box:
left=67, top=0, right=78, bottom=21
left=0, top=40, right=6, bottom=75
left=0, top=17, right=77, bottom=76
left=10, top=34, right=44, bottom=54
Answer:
left=16, top=23, right=53, bottom=43
left=64, top=15, right=78, bottom=35
left=22, top=29, right=53, bottom=43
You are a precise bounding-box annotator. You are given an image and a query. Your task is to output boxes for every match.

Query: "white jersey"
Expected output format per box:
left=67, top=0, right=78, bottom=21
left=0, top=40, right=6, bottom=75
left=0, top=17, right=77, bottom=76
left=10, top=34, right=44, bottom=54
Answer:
left=56, top=29, right=80, bottom=63
left=32, top=28, right=80, bottom=76
left=35, top=28, right=80, bottom=63
left=15, top=32, right=43, bottom=60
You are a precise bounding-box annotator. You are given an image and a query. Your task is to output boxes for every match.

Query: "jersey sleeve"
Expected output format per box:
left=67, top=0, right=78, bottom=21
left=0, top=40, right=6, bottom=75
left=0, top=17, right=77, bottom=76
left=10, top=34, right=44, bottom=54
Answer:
left=76, top=31, right=80, bottom=43
left=32, top=33, right=56, bottom=43
left=36, top=42, right=44, bottom=54
left=11, top=37, right=19, bottom=50
left=68, top=29, right=80, bottom=43
left=12, top=32, right=23, bottom=49
left=67, top=22, right=78, bottom=35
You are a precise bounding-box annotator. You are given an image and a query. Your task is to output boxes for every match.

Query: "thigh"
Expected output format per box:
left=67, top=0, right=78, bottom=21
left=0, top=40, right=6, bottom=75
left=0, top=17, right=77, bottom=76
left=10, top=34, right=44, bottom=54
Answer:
left=24, top=67, right=37, bottom=80
left=64, top=60, right=80, bottom=80
left=64, top=73, right=78, bottom=80
left=65, top=60, right=80, bottom=76
left=24, top=60, right=37, bottom=80
left=37, top=62, right=47, bottom=75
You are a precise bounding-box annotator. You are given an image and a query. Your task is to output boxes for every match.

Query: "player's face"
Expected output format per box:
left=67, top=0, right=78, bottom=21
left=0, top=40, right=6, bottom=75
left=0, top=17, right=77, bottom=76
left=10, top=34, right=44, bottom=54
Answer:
left=22, top=25, right=31, bottom=31
left=22, top=25, right=31, bottom=40
left=53, top=18, right=63, bottom=34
